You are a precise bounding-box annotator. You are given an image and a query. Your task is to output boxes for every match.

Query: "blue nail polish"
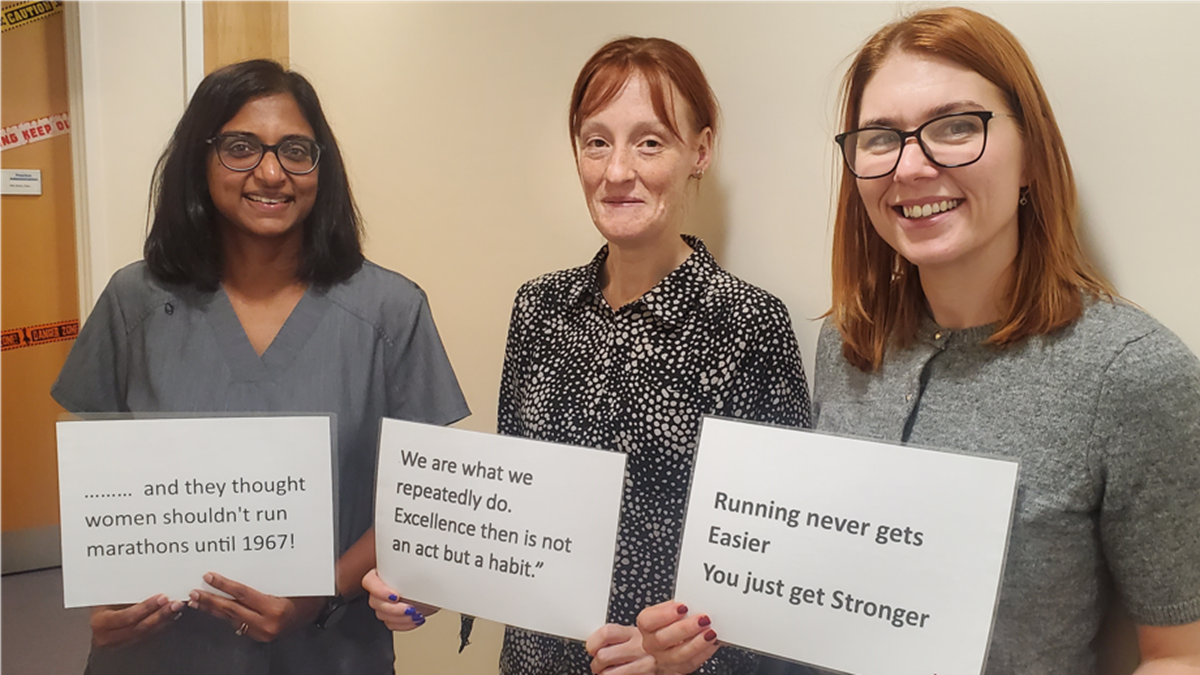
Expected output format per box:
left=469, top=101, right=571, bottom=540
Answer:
left=413, top=613, right=424, bottom=622
left=404, top=606, right=415, bottom=616
left=388, top=594, right=398, bottom=602
left=415, top=617, right=425, bottom=626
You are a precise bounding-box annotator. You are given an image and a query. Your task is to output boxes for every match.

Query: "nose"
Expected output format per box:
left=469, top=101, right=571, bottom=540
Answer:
left=254, top=149, right=287, bottom=185
left=892, top=137, right=938, bottom=182
left=604, top=145, right=635, bottom=183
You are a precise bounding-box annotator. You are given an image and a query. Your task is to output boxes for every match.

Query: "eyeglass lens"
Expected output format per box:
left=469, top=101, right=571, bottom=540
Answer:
left=841, top=113, right=989, bottom=179
left=214, top=135, right=320, bottom=174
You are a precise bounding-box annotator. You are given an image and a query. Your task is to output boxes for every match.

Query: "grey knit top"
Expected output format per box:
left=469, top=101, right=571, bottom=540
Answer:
left=814, top=299, right=1200, bottom=674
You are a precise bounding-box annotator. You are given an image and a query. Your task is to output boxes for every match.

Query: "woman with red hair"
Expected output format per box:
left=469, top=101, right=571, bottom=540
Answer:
left=638, top=7, right=1200, bottom=674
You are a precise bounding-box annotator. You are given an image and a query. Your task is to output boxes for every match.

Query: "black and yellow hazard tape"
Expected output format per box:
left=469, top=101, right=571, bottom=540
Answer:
left=1, top=1, right=63, bottom=33
left=1, top=318, right=78, bottom=351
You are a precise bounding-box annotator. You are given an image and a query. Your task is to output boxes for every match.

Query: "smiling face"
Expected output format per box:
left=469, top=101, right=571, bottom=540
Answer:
left=855, top=50, right=1025, bottom=277
left=207, top=93, right=319, bottom=245
left=576, top=73, right=711, bottom=249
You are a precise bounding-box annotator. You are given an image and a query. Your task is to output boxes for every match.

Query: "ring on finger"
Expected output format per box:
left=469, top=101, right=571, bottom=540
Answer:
left=235, top=622, right=249, bottom=636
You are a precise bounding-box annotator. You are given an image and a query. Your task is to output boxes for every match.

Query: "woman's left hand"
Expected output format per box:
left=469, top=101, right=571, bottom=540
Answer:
left=188, top=572, right=324, bottom=642
left=586, top=623, right=660, bottom=675
left=361, top=568, right=439, bottom=632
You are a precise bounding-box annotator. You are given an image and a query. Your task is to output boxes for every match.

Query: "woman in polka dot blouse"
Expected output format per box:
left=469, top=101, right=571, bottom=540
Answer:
left=476, top=36, right=813, bottom=675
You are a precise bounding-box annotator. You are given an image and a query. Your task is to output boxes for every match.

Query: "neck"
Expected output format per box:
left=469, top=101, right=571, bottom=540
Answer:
left=919, top=259, right=1013, bottom=330
left=220, top=226, right=304, bottom=298
left=600, top=233, right=693, bottom=310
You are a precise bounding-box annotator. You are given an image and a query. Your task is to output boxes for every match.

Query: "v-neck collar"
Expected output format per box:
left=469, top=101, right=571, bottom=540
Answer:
left=207, top=285, right=331, bottom=382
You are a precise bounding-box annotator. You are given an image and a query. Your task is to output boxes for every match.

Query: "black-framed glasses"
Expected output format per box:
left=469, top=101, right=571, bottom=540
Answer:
left=835, top=111, right=1006, bottom=180
left=208, top=133, right=322, bottom=175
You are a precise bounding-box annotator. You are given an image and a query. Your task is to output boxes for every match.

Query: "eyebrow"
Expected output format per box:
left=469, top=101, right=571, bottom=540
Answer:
left=578, top=118, right=677, bottom=140
left=859, top=100, right=987, bottom=129
left=218, top=131, right=317, bottom=143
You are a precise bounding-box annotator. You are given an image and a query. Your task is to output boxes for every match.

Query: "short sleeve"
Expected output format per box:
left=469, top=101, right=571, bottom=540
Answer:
left=721, top=295, right=813, bottom=430
left=50, top=275, right=130, bottom=413
left=384, top=288, right=470, bottom=426
left=1094, top=327, right=1200, bottom=625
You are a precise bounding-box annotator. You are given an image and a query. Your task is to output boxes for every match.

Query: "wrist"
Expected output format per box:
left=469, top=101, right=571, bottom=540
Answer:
left=313, top=594, right=348, bottom=629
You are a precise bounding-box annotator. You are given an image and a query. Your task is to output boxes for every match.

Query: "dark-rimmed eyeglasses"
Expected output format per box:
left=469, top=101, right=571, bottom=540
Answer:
left=835, top=111, right=1009, bottom=180
left=208, top=133, right=322, bottom=175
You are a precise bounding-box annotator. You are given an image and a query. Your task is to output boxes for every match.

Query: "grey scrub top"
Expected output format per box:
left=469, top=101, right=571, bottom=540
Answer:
left=52, top=260, right=470, bottom=675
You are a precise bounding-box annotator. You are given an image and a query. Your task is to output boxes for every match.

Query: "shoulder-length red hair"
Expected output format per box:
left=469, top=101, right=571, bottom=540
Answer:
left=830, top=6, right=1113, bottom=372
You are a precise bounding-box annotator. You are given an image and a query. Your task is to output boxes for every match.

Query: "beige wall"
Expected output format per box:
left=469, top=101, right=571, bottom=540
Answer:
left=286, top=3, right=1199, bottom=672
left=288, top=2, right=1200, bottom=436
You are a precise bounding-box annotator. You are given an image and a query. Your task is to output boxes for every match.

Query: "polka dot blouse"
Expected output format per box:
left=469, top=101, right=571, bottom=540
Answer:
left=491, top=236, right=812, bottom=674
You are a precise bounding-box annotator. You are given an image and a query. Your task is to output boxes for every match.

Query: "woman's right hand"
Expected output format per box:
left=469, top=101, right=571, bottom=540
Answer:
left=362, top=568, right=439, bottom=632
left=90, top=594, right=184, bottom=648
left=636, top=600, right=719, bottom=674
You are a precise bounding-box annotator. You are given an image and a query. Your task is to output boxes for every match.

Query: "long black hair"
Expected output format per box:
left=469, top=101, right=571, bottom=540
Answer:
left=144, top=59, right=363, bottom=291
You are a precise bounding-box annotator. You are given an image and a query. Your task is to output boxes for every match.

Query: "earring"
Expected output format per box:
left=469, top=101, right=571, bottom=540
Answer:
left=693, top=169, right=704, bottom=179
left=1019, top=188, right=1029, bottom=207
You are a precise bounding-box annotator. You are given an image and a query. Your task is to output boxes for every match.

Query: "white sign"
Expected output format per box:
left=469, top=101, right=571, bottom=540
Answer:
left=2, top=169, right=42, bottom=195
left=375, top=419, right=627, bottom=641
left=57, top=416, right=336, bottom=608
left=675, top=417, right=1019, bottom=675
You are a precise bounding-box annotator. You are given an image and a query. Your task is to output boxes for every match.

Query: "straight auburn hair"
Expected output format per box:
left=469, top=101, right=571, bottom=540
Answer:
left=569, top=36, right=719, bottom=157
left=830, top=6, right=1114, bottom=372
left=144, top=59, right=363, bottom=291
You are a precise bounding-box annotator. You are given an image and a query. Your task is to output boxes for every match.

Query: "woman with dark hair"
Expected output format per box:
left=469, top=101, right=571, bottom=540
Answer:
left=364, top=36, right=811, bottom=675
left=639, top=7, right=1200, bottom=674
left=52, top=59, right=469, bottom=675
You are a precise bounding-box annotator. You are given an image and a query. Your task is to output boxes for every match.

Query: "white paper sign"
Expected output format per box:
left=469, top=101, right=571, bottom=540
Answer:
left=375, top=419, right=627, bottom=641
left=1, top=169, right=42, bottom=195
left=57, top=416, right=336, bottom=608
left=675, top=417, right=1019, bottom=675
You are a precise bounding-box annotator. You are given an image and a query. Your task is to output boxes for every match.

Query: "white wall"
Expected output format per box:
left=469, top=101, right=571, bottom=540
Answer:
left=68, top=0, right=198, bottom=314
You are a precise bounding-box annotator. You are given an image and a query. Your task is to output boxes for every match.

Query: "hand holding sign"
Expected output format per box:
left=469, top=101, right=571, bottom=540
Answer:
left=361, top=568, right=436, bottom=632
left=89, top=595, right=185, bottom=648
left=186, top=572, right=325, bottom=642
left=636, top=601, right=719, bottom=675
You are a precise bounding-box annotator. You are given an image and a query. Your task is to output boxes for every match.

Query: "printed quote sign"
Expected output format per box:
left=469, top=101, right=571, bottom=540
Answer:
left=57, top=416, right=336, bottom=607
left=675, top=417, right=1019, bottom=675
left=375, top=419, right=626, bottom=641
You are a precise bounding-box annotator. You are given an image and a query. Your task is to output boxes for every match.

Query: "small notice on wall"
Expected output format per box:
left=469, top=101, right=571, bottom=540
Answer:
left=2, top=169, right=42, bottom=195
left=57, top=415, right=337, bottom=608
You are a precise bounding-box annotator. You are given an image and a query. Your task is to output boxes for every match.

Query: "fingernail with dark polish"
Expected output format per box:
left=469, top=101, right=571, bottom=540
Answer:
left=412, top=613, right=425, bottom=622
left=698, top=616, right=711, bottom=627
left=388, top=594, right=398, bottom=602
left=676, top=604, right=689, bottom=615
left=704, top=630, right=717, bottom=642
left=404, top=606, right=415, bottom=616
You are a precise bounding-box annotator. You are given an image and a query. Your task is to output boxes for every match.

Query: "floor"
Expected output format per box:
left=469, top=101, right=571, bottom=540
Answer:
left=2, top=567, right=92, bottom=675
